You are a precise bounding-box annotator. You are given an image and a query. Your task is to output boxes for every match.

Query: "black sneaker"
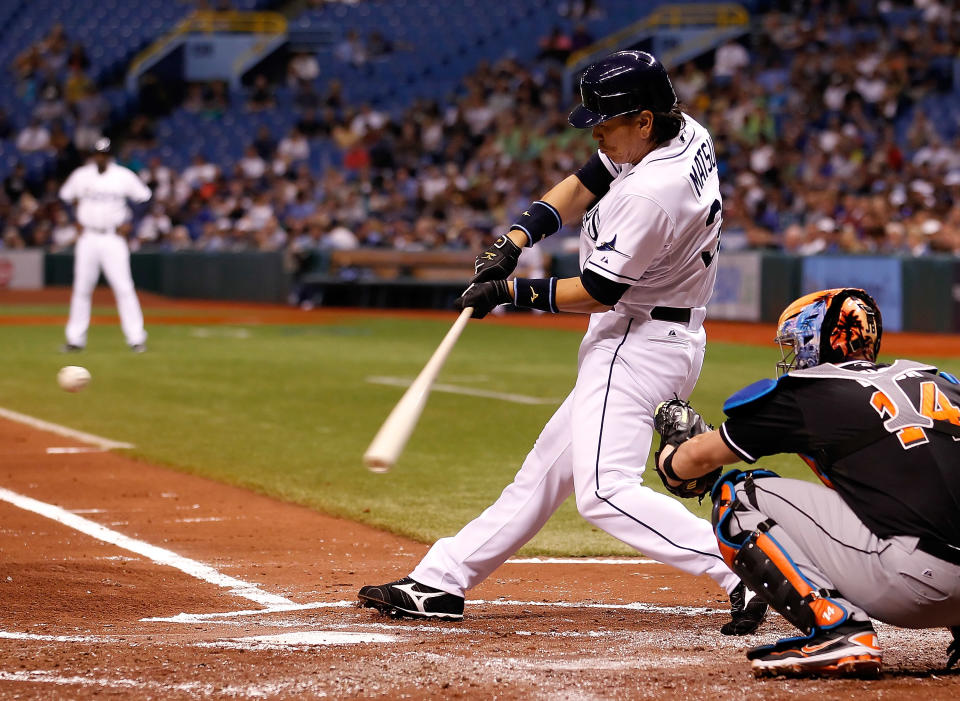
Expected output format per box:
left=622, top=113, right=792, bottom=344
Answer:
left=60, top=344, right=83, bottom=353
left=357, top=577, right=464, bottom=620
left=721, top=581, right=768, bottom=635
left=748, top=622, right=881, bottom=678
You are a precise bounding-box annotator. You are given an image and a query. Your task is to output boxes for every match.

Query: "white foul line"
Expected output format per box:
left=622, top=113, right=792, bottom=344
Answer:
left=0, top=486, right=291, bottom=607
left=46, top=447, right=107, bottom=455
left=0, top=407, right=134, bottom=450
left=366, top=376, right=558, bottom=405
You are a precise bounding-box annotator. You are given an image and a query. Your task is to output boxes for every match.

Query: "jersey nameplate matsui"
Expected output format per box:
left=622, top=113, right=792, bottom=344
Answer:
left=687, top=136, right=717, bottom=199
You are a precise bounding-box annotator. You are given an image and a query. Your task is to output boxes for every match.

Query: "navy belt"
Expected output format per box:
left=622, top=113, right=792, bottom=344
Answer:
left=650, top=306, right=691, bottom=323
left=84, top=226, right=113, bottom=234
left=917, top=538, right=960, bottom=567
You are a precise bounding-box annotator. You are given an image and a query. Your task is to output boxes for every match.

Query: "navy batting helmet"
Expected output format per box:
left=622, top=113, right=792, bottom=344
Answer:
left=568, top=50, right=677, bottom=129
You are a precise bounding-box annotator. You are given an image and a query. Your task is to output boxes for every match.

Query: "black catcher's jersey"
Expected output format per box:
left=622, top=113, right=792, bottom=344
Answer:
left=719, top=360, right=960, bottom=546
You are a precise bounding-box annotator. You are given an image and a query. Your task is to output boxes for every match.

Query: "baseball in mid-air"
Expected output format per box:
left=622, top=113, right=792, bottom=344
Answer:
left=57, top=366, right=91, bottom=393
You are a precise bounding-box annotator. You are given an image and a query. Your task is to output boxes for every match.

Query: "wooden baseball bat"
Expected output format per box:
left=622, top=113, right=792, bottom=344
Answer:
left=363, top=306, right=474, bottom=472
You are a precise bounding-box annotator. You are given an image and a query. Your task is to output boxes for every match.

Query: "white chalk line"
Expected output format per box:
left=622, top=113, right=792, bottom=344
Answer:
left=507, top=557, right=658, bottom=565
left=366, top=376, right=558, bottom=405
left=196, top=631, right=398, bottom=649
left=0, top=486, right=291, bottom=607
left=0, top=670, right=317, bottom=698
left=144, top=598, right=724, bottom=624
left=0, top=631, right=119, bottom=643
left=0, top=406, right=134, bottom=450
left=190, top=327, right=251, bottom=339
left=46, top=446, right=107, bottom=454
left=143, top=601, right=351, bottom=622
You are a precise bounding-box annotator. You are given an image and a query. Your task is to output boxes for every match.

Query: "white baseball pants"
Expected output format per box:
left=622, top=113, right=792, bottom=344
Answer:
left=65, top=232, right=147, bottom=347
left=412, top=310, right=740, bottom=597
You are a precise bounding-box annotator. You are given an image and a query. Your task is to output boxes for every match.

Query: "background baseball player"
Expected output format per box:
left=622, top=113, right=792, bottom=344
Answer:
left=652, top=288, right=960, bottom=677
left=60, top=138, right=152, bottom=352
left=359, top=51, right=767, bottom=634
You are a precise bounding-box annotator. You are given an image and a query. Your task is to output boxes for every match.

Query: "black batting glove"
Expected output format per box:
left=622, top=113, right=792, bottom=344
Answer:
left=454, top=280, right=511, bottom=319
left=471, top=234, right=523, bottom=284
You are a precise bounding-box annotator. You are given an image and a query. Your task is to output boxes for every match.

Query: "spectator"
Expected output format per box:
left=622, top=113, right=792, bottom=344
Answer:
left=287, top=51, right=321, bottom=84
left=297, top=107, right=329, bottom=139
left=50, top=207, right=78, bottom=251
left=334, top=29, right=367, bottom=67
left=349, top=103, right=388, bottom=139
left=247, top=75, right=275, bottom=111
left=324, top=219, right=359, bottom=249
left=239, top=145, right=267, bottom=180
left=673, top=61, right=708, bottom=105
left=127, top=114, right=157, bottom=149
left=181, top=154, right=219, bottom=191
left=253, top=125, right=276, bottom=160
left=713, top=39, right=749, bottom=83
left=137, top=72, right=172, bottom=117
left=294, top=79, right=323, bottom=112
left=33, top=85, right=67, bottom=122
left=277, top=127, right=310, bottom=164
left=367, top=31, right=394, bottom=59
left=140, top=157, right=174, bottom=202
left=64, top=67, right=95, bottom=105
left=203, top=81, right=230, bottom=118
left=4, top=163, right=30, bottom=203
left=16, top=118, right=52, bottom=152
left=49, top=122, right=79, bottom=179
left=136, top=202, right=172, bottom=247
left=323, top=79, right=344, bottom=112
left=537, top=26, right=572, bottom=63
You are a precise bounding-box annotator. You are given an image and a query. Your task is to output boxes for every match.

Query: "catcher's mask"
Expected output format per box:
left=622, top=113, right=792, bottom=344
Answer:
left=774, top=288, right=882, bottom=376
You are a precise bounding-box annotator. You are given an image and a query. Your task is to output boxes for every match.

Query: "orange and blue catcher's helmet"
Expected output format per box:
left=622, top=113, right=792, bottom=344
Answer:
left=774, top=288, right=882, bottom=376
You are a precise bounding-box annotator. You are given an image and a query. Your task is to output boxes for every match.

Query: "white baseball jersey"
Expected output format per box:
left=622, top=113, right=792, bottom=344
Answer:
left=59, top=162, right=152, bottom=231
left=411, top=113, right=740, bottom=601
left=61, top=160, right=151, bottom=349
left=580, top=114, right=721, bottom=315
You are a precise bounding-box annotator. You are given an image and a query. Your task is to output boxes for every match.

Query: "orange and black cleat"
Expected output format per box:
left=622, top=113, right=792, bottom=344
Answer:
left=748, top=622, right=882, bottom=678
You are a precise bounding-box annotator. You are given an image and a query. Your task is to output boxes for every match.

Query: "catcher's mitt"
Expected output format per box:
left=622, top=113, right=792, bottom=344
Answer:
left=653, top=398, right=721, bottom=500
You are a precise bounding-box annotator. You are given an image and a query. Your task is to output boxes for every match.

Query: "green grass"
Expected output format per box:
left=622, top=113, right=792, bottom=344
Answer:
left=2, top=311, right=957, bottom=556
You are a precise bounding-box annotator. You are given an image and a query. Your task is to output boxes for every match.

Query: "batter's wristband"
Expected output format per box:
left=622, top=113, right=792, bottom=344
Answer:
left=510, top=200, right=562, bottom=246
left=513, top=277, right=559, bottom=313
left=661, top=449, right=683, bottom=482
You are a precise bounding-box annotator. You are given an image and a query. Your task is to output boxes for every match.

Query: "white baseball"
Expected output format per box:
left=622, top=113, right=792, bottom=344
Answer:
left=57, top=366, right=91, bottom=393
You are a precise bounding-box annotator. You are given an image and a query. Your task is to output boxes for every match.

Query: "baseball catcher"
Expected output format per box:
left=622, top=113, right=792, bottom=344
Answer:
left=653, top=288, right=960, bottom=678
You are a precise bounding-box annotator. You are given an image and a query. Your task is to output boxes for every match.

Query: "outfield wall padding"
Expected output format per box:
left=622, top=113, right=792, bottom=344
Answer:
left=42, top=251, right=960, bottom=332
left=45, top=251, right=289, bottom=303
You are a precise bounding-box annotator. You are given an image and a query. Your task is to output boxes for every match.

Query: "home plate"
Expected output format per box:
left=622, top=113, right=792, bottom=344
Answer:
left=197, top=631, right=398, bottom=649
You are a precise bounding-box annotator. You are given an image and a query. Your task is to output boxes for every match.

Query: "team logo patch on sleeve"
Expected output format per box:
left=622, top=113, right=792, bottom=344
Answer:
left=595, top=235, right=630, bottom=259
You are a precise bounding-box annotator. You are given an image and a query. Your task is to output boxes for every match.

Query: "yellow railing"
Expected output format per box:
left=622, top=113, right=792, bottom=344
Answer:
left=567, top=3, right=748, bottom=68
left=128, top=11, right=286, bottom=81
left=182, top=10, right=287, bottom=34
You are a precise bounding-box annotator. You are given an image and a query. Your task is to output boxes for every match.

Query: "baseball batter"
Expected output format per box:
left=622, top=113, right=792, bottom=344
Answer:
left=653, top=288, right=960, bottom=677
left=359, top=51, right=766, bottom=634
left=60, top=138, right=152, bottom=352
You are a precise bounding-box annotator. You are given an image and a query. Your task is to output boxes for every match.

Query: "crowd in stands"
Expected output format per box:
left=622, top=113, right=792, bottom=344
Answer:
left=1, top=1, right=959, bottom=261
left=8, top=24, right=108, bottom=162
